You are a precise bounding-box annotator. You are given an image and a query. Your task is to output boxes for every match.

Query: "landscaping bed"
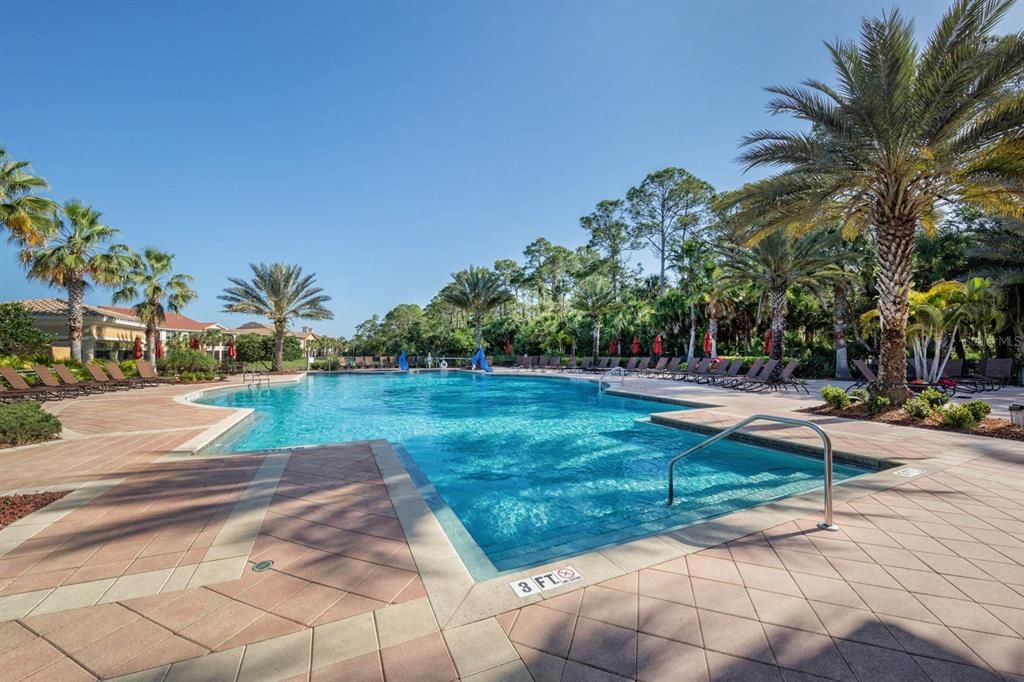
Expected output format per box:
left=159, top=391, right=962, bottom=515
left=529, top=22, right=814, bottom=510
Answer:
left=0, top=490, right=69, bottom=530
left=0, top=401, right=62, bottom=447
left=800, top=402, right=1024, bottom=442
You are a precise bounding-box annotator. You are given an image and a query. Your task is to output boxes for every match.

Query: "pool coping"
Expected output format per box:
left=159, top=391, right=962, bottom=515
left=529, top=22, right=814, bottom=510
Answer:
left=177, top=371, right=950, bottom=631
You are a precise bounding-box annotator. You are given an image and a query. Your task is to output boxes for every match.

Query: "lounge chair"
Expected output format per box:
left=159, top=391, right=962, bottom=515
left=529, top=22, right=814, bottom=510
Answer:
left=694, top=358, right=731, bottom=384
left=579, top=357, right=594, bottom=372
left=674, top=358, right=712, bottom=382
left=720, top=359, right=764, bottom=388
left=588, top=358, right=610, bottom=373
left=103, top=360, right=150, bottom=388
left=515, top=356, right=531, bottom=370
left=0, top=367, right=64, bottom=402
left=644, top=357, right=668, bottom=377
left=649, top=357, right=683, bottom=379
left=853, top=359, right=954, bottom=396
left=85, top=363, right=134, bottom=390
left=622, top=358, right=640, bottom=373
left=54, top=364, right=112, bottom=393
left=733, top=359, right=780, bottom=390
left=707, top=358, right=744, bottom=386
left=136, top=360, right=176, bottom=383
left=562, top=357, right=579, bottom=373
left=745, top=359, right=806, bottom=393
left=33, top=365, right=91, bottom=396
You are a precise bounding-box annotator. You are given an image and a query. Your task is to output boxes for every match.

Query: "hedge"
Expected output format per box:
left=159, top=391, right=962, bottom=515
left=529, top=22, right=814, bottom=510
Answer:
left=0, top=401, right=62, bottom=446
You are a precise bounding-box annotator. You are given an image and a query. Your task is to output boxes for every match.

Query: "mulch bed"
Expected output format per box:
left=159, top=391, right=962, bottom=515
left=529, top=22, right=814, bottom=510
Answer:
left=799, top=403, right=1024, bottom=442
left=0, top=491, right=70, bottom=530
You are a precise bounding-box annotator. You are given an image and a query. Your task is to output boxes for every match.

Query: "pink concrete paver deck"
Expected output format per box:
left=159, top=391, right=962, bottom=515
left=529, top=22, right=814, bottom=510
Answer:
left=0, top=373, right=1021, bottom=681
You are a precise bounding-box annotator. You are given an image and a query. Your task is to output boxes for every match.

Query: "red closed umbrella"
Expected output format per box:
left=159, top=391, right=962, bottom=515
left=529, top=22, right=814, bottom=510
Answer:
left=703, top=330, right=713, bottom=355
left=608, top=337, right=617, bottom=354
left=504, top=339, right=512, bottom=354
left=763, top=329, right=773, bottom=355
left=155, top=339, right=164, bottom=359
left=631, top=336, right=640, bottom=355
left=653, top=335, right=663, bottom=356
left=228, top=338, right=237, bottom=359
left=132, top=336, right=143, bottom=359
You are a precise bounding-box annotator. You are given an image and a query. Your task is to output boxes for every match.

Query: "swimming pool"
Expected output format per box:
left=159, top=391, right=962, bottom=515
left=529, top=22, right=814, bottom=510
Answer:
left=202, top=372, right=869, bottom=577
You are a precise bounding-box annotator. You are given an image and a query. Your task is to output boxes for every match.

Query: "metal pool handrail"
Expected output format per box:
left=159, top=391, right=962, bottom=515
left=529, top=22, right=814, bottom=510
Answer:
left=666, top=414, right=839, bottom=531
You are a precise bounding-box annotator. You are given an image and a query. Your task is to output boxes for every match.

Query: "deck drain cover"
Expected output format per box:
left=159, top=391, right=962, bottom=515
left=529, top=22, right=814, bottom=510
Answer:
left=252, top=560, right=274, bottom=572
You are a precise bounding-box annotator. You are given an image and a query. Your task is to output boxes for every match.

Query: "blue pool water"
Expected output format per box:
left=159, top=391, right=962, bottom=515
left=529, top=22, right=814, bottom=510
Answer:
left=202, top=372, right=868, bottom=577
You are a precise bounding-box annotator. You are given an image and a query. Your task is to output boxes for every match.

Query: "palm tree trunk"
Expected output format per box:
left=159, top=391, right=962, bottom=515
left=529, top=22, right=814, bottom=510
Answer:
left=834, top=282, right=851, bottom=380
left=146, top=322, right=157, bottom=364
left=592, top=318, right=600, bottom=358
left=708, top=317, right=718, bottom=357
left=874, top=219, right=914, bottom=403
left=769, top=285, right=786, bottom=363
left=474, top=315, right=483, bottom=349
left=67, top=278, right=85, bottom=362
left=687, top=303, right=696, bottom=362
left=273, top=320, right=286, bottom=371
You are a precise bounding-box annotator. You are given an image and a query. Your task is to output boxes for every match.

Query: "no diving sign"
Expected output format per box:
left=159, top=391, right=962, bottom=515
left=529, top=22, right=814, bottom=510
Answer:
left=509, top=566, right=583, bottom=597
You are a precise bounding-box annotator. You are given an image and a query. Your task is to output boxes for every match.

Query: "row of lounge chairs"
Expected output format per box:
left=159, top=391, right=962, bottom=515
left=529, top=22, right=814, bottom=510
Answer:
left=0, top=360, right=167, bottom=403
left=514, top=355, right=807, bottom=392
left=847, top=358, right=1013, bottom=397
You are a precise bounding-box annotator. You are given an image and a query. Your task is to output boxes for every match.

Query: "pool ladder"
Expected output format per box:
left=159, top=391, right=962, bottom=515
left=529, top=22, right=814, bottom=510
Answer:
left=666, top=414, right=838, bottom=530
left=598, top=366, right=627, bottom=393
left=242, top=370, right=270, bottom=389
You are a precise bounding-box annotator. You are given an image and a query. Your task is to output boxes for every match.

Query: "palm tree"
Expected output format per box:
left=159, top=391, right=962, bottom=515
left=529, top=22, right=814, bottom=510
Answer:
left=113, top=248, right=197, bottom=363
left=440, top=266, right=513, bottom=349
left=718, top=230, right=848, bottom=363
left=0, top=147, right=57, bottom=246
left=571, top=276, right=618, bottom=358
left=21, top=201, right=134, bottom=361
left=219, top=263, right=333, bottom=371
left=703, top=288, right=734, bottom=358
left=723, top=0, right=1024, bottom=401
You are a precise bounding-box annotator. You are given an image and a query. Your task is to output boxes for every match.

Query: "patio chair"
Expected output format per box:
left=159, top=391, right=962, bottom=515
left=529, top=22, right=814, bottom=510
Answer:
left=515, top=356, right=531, bottom=370
left=674, top=358, right=712, bottom=382
left=719, top=358, right=764, bottom=389
left=622, top=357, right=640, bottom=373
left=588, top=358, right=610, bottom=373
left=0, top=367, right=65, bottom=402
left=983, top=358, right=1012, bottom=389
left=579, top=357, right=594, bottom=372
left=747, top=359, right=806, bottom=393
left=733, top=359, right=779, bottom=391
left=562, top=357, right=579, bottom=373
left=694, top=358, right=731, bottom=384
left=85, top=362, right=134, bottom=390
left=847, top=359, right=876, bottom=393
left=32, top=365, right=91, bottom=396
left=103, top=360, right=151, bottom=388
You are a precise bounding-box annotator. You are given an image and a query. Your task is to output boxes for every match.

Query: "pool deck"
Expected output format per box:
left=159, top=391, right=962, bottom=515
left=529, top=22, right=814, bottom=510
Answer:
left=0, top=371, right=1021, bottom=681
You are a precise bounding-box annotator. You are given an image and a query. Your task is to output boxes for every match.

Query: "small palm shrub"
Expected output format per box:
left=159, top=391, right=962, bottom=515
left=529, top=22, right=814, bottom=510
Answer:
left=963, top=400, right=991, bottom=422
left=0, top=402, right=62, bottom=446
left=821, top=386, right=851, bottom=410
left=917, top=388, right=948, bottom=408
left=904, top=397, right=933, bottom=419
left=848, top=388, right=869, bottom=402
left=866, top=395, right=892, bottom=414
left=940, top=404, right=977, bottom=430
left=118, top=360, right=140, bottom=378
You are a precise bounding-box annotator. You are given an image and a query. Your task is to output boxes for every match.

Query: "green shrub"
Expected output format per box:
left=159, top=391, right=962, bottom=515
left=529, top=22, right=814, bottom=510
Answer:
left=866, top=395, right=891, bottom=414
left=0, top=401, right=62, bottom=446
left=848, top=388, right=869, bottom=402
left=0, top=303, right=53, bottom=357
left=157, top=350, right=217, bottom=374
left=963, top=400, right=991, bottom=422
left=940, top=404, right=978, bottom=430
left=903, top=397, right=933, bottom=419
left=117, top=360, right=140, bottom=378
left=821, top=385, right=851, bottom=409
left=917, top=388, right=949, bottom=408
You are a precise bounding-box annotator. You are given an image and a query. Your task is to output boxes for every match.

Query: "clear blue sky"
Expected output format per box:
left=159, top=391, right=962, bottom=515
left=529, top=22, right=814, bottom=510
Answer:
left=3, top=0, right=1020, bottom=336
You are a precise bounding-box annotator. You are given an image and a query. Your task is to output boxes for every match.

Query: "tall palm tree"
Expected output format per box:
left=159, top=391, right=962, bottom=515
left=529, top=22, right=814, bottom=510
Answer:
left=571, top=276, right=618, bottom=358
left=113, top=248, right=197, bottom=363
left=0, top=147, right=57, bottom=246
left=21, top=201, right=134, bottom=361
left=723, top=0, right=1024, bottom=400
left=718, top=230, right=848, bottom=363
left=219, top=263, right=333, bottom=371
left=440, top=266, right=513, bottom=349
